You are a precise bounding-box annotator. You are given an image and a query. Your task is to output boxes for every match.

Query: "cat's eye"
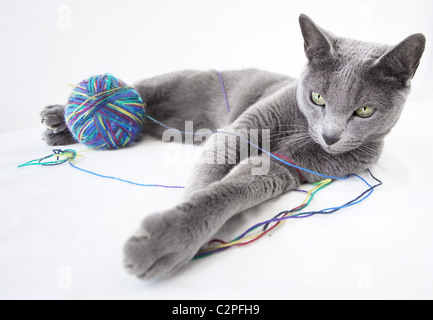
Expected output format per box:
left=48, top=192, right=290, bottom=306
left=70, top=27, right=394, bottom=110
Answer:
left=311, top=92, right=325, bottom=106
left=355, top=106, right=374, bottom=118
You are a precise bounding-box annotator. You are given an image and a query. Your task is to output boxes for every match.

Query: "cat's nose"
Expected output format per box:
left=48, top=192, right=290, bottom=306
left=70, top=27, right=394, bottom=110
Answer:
left=322, top=134, right=340, bottom=145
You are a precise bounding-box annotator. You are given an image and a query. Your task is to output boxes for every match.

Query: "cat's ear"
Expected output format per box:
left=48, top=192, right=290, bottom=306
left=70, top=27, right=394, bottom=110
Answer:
left=299, top=14, right=334, bottom=63
left=374, top=33, right=426, bottom=87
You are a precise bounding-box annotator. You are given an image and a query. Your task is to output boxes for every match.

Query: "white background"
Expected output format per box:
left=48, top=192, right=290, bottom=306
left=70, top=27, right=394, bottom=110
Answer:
left=0, top=0, right=433, bottom=300
left=0, top=0, right=432, bottom=133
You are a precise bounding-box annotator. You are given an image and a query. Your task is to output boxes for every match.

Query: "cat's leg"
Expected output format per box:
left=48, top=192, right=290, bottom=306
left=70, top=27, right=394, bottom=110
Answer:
left=183, top=113, right=272, bottom=196
left=123, top=155, right=301, bottom=280
left=40, top=104, right=76, bottom=146
left=183, top=130, right=244, bottom=196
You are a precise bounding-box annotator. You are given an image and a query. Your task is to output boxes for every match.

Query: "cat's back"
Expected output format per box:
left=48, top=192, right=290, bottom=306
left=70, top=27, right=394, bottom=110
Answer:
left=134, top=68, right=295, bottom=129
left=217, top=69, right=295, bottom=120
left=222, top=68, right=294, bottom=98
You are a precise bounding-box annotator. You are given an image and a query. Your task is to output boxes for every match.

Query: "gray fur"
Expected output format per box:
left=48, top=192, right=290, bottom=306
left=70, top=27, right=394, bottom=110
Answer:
left=40, top=104, right=77, bottom=146
left=40, top=14, right=426, bottom=280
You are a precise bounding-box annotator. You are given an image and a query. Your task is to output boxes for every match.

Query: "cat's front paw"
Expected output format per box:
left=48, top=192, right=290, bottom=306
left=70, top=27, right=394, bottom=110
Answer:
left=123, top=208, right=203, bottom=280
left=40, top=105, right=76, bottom=146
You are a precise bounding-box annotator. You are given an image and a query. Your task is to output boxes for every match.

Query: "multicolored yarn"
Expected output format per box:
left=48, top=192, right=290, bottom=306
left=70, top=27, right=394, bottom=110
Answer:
left=18, top=149, right=185, bottom=189
left=273, top=153, right=305, bottom=182
left=194, top=179, right=333, bottom=259
left=65, top=74, right=146, bottom=150
left=17, top=149, right=79, bottom=167
left=194, top=170, right=382, bottom=259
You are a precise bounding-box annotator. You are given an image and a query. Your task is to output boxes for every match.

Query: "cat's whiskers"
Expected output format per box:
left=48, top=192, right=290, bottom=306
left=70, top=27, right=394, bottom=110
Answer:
left=290, top=138, right=314, bottom=155
left=269, top=133, right=304, bottom=143
left=275, top=132, right=312, bottom=155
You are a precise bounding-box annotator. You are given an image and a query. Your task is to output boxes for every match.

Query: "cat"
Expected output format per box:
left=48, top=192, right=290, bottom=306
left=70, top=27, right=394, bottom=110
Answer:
left=40, top=14, right=425, bottom=280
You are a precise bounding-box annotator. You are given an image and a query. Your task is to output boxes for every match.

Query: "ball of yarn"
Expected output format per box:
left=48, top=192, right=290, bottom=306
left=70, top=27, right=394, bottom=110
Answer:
left=65, top=73, right=146, bottom=150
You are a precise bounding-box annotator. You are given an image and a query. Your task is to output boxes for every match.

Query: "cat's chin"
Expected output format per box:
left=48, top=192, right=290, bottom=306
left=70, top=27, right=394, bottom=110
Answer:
left=318, top=141, right=361, bottom=155
left=322, top=146, right=353, bottom=155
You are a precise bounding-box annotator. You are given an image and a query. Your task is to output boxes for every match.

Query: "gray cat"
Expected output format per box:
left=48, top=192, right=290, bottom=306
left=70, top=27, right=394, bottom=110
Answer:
left=40, top=14, right=425, bottom=280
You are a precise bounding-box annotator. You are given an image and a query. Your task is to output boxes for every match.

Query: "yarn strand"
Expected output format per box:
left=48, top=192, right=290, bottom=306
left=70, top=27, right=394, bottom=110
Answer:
left=146, top=115, right=350, bottom=181
left=67, top=161, right=184, bottom=189
left=194, top=169, right=382, bottom=259
left=17, top=149, right=185, bottom=189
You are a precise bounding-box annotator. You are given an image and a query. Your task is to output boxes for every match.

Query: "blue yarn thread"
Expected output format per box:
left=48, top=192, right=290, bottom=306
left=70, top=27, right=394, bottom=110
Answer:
left=67, top=161, right=184, bottom=189
left=146, top=115, right=348, bottom=181
left=144, top=115, right=379, bottom=209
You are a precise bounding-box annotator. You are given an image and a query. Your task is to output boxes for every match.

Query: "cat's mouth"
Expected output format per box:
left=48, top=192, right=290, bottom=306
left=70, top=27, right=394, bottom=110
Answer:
left=322, top=144, right=359, bottom=155
left=309, top=129, right=361, bottom=155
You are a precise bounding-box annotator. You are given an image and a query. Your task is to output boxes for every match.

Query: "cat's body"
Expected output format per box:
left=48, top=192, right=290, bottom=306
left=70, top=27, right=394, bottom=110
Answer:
left=134, top=67, right=382, bottom=183
left=40, top=15, right=425, bottom=279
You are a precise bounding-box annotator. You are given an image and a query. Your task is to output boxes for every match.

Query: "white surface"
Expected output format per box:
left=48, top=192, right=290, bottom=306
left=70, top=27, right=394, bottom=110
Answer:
left=1, top=100, right=433, bottom=300
left=0, top=0, right=433, bottom=300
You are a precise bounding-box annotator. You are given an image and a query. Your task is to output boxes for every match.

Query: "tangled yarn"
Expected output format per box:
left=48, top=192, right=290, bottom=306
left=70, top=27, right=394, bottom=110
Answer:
left=65, top=74, right=146, bottom=150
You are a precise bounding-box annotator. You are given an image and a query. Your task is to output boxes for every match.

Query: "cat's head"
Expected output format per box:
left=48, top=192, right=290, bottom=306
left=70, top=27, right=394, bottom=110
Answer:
left=296, top=14, right=425, bottom=155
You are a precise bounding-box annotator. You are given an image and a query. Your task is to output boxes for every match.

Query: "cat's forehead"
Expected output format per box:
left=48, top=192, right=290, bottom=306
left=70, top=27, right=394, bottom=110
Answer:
left=334, top=39, right=388, bottom=62
left=322, top=40, right=390, bottom=89
left=332, top=40, right=388, bottom=76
